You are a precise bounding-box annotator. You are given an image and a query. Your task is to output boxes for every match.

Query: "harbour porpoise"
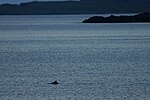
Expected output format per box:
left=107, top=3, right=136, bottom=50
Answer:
left=49, top=81, right=59, bottom=85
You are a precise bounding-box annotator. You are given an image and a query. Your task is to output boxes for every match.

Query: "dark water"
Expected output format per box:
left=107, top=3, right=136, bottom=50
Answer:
left=0, top=15, right=150, bottom=100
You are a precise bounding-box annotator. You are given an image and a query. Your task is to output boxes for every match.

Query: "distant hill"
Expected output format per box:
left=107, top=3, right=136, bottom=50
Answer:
left=0, top=0, right=150, bottom=15
left=82, top=12, right=150, bottom=23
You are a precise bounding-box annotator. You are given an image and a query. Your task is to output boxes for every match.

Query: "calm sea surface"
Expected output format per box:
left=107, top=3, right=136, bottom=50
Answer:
left=0, top=15, right=150, bottom=100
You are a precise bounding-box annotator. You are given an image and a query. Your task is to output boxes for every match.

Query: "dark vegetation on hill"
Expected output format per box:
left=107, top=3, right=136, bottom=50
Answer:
left=0, top=0, right=150, bottom=15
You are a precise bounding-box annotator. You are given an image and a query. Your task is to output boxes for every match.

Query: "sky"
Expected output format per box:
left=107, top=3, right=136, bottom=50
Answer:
left=0, top=0, right=72, bottom=4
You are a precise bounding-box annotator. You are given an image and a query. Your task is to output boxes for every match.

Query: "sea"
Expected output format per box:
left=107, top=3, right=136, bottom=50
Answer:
left=0, top=15, right=150, bottom=100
